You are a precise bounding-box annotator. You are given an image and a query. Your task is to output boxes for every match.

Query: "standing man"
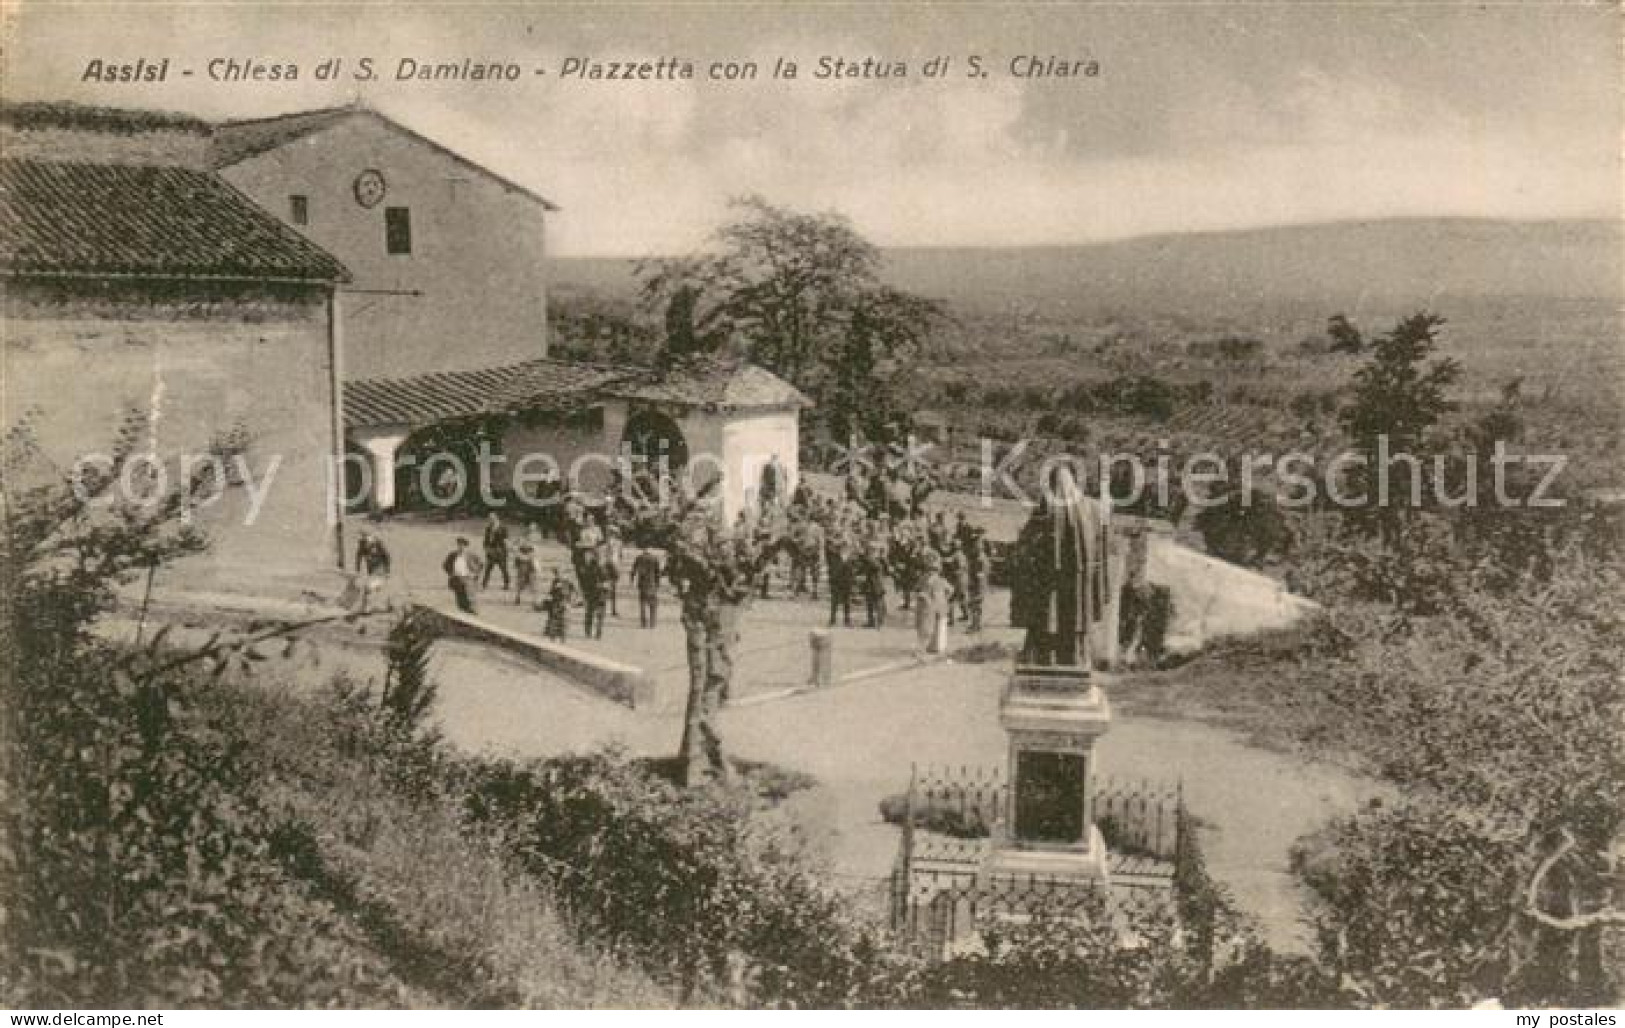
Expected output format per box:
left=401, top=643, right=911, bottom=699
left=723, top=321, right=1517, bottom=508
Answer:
left=580, top=551, right=607, bottom=640
left=353, top=528, right=393, bottom=614
left=954, top=512, right=975, bottom=556
left=631, top=545, right=663, bottom=628
left=965, top=528, right=990, bottom=634
left=482, top=513, right=511, bottom=591
left=803, top=516, right=826, bottom=601
left=443, top=537, right=480, bottom=614
left=603, top=524, right=625, bottom=618
left=861, top=529, right=890, bottom=629
left=914, top=551, right=954, bottom=658
left=572, top=512, right=604, bottom=586
left=826, top=532, right=854, bottom=628
left=760, top=453, right=786, bottom=510
left=941, top=539, right=967, bottom=627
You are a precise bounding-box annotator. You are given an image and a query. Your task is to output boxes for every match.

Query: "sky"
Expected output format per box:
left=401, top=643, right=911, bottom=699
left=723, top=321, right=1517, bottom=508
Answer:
left=3, top=1, right=1620, bottom=256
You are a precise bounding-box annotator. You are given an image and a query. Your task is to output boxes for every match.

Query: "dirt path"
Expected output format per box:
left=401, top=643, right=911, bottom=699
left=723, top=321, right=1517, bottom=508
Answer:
left=426, top=640, right=1380, bottom=954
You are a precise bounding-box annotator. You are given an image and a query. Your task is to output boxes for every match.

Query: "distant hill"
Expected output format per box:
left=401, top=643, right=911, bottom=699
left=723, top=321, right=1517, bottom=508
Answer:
left=550, top=218, right=1622, bottom=320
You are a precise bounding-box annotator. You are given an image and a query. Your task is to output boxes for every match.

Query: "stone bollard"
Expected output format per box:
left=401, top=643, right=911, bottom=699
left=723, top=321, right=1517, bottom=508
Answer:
left=808, top=629, right=833, bottom=688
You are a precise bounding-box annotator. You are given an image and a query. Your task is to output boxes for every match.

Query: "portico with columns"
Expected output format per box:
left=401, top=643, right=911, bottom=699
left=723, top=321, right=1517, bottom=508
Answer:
left=342, top=354, right=809, bottom=526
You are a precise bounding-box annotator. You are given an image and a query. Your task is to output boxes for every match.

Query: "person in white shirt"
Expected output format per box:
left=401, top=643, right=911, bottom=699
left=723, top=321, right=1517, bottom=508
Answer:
left=442, top=537, right=481, bottom=614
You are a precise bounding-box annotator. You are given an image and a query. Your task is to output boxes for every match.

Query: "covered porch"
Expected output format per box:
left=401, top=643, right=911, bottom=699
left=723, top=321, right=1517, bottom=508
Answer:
left=342, top=355, right=810, bottom=525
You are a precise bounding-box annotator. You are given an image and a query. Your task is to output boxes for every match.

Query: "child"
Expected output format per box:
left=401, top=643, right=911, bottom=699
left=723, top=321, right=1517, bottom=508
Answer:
left=543, top=568, right=575, bottom=641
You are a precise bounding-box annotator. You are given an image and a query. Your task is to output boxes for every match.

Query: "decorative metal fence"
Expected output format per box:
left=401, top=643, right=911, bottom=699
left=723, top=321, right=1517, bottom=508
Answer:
left=891, top=869, right=1102, bottom=958
left=1094, top=776, right=1183, bottom=861
left=889, top=763, right=1201, bottom=957
left=892, top=764, right=1185, bottom=859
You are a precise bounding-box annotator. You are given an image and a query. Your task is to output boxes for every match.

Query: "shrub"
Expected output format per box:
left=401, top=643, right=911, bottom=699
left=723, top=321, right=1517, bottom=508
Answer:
left=1187, top=336, right=1264, bottom=362
left=1193, top=487, right=1294, bottom=568
left=1293, top=805, right=1533, bottom=1008
left=1, top=429, right=413, bottom=1006
left=462, top=750, right=908, bottom=1006
left=1289, top=550, right=1624, bottom=1006
left=912, top=886, right=1343, bottom=1008
left=1119, top=582, right=1175, bottom=665
left=378, top=609, right=441, bottom=734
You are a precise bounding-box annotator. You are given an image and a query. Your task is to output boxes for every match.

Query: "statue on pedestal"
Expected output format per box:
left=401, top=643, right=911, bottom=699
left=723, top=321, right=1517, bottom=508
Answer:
left=1009, top=466, right=1109, bottom=670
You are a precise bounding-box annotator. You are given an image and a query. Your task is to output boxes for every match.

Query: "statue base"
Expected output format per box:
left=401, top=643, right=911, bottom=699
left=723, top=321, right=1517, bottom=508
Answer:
left=991, top=663, right=1113, bottom=887
left=1001, top=664, right=1110, bottom=739
left=986, top=826, right=1111, bottom=884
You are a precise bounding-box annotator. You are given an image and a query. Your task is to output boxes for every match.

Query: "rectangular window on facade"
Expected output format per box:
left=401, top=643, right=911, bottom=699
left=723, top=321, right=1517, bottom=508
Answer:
left=385, top=206, right=412, bottom=255
left=289, top=195, right=308, bottom=225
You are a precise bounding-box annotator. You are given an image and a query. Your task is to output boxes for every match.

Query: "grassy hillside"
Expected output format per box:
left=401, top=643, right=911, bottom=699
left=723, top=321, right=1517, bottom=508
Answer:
left=549, top=218, right=1622, bottom=486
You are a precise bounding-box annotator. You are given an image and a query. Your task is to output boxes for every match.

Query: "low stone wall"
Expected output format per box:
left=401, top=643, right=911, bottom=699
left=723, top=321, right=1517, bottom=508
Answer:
left=1144, top=536, right=1318, bottom=652
left=410, top=603, right=655, bottom=709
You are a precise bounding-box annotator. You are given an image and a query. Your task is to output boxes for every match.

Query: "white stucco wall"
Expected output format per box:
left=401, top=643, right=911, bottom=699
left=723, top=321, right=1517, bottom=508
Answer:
left=702, top=409, right=800, bottom=523
left=472, top=401, right=801, bottom=525
left=218, top=113, right=550, bottom=381
left=1144, top=535, right=1319, bottom=652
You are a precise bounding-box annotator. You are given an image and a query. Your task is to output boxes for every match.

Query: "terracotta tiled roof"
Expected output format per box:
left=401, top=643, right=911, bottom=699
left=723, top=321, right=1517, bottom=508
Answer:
left=1, top=101, right=212, bottom=135
left=345, top=355, right=809, bottom=430
left=209, top=105, right=354, bottom=167
left=0, top=158, right=349, bottom=282
left=211, top=105, right=560, bottom=211
left=605, top=356, right=812, bottom=411
left=345, top=359, right=625, bottom=429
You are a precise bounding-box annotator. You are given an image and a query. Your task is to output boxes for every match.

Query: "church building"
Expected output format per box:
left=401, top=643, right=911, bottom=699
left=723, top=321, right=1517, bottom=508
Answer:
left=220, top=102, right=807, bottom=525
left=3, top=98, right=808, bottom=570
left=1, top=103, right=351, bottom=570
left=209, top=104, right=555, bottom=381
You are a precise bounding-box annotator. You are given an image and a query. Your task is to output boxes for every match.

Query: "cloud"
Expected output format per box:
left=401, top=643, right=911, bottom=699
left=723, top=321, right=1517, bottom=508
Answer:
left=2, top=2, right=1615, bottom=255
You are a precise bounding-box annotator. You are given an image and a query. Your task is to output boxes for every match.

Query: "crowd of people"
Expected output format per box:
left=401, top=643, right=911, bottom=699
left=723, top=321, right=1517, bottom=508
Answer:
left=740, top=483, right=993, bottom=656
left=355, top=476, right=993, bottom=660
left=425, top=501, right=666, bottom=643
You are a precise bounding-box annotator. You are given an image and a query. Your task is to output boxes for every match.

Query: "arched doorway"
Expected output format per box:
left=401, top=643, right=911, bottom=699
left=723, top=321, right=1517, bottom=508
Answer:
left=395, top=417, right=503, bottom=513
left=622, top=408, right=689, bottom=476
left=620, top=408, right=690, bottom=510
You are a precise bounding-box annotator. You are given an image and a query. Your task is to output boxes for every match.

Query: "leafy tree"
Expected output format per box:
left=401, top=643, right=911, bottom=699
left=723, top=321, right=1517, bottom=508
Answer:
left=1326, top=313, right=1365, bottom=355
left=547, top=289, right=661, bottom=367
left=1193, top=483, right=1294, bottom=568
left=1337, top=312, right=1461, bottom=542
left=641, top=483, right=782, bottom=788
left=637, top=195, right=942, bottom=444
left=824, top=285, right=940, bottom=443
left=648, top=275, right=733, bottom=362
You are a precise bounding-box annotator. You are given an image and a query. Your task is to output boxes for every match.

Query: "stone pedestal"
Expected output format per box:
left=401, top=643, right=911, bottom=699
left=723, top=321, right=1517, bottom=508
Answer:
left=808, top=629, right=833, bottom=687
left=986, top=664, right=1111, bottom=883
